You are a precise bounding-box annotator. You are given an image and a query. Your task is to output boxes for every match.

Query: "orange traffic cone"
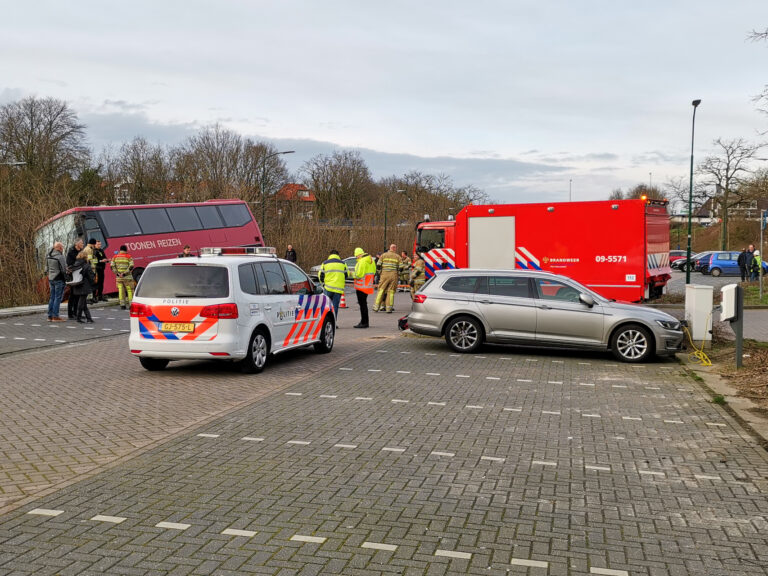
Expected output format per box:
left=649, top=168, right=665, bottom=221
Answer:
left=339, top=293, right=348, bottom=308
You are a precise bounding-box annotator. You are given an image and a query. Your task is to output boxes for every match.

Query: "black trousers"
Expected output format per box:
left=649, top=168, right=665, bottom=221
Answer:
left=76, top=294, right=92, bottom=321
left=356, top=290, right=369, bottom=326
left=93, top=266, right=106, bottom=299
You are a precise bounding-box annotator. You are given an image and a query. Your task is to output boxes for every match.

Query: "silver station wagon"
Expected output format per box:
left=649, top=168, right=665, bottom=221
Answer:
left=407, top=269, right=683, bottom=363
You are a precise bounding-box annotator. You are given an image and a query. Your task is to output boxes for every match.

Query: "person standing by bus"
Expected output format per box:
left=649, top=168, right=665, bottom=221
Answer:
left=91, top=239, right=108, bottom=302
left=71, top=250, right=95, bottom=323
left=46, top=241, right=67, bottom=322
left=111, top=245, right=134, bottom=309
left=66, top=238, right=84, bottom=319
left=178, top=245, right=193, bottom=257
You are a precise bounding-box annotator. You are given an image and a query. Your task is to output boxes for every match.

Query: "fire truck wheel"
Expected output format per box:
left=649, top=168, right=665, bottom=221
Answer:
left=445, top=315, right=483, bottom=353
left=610, top=324, right=653, bottom=363
left=139, top=357, right=169, bottom=371
left=314, top=316, right=335, bottom=354
left=241, top=328, right=269, bottom=373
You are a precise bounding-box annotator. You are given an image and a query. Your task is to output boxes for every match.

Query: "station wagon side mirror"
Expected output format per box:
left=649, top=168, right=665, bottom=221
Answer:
left=579, top=293, right=595, bottom=308
left=313, top=282, right=324, bottom=295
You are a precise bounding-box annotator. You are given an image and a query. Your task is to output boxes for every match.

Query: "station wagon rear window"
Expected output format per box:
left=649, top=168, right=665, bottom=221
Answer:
left=136, top=265, right=229, bottom=298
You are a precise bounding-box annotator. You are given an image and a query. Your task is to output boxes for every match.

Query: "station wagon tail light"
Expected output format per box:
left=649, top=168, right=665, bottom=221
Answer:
left=413, top=294, right=428, bottom=303
left=200, top=303, right=239, bottom=319
left=129, top=302, right=152, bottom=317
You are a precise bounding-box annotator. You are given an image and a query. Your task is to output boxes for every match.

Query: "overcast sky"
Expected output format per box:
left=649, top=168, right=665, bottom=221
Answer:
left=1, top=1, right=766, bottom=204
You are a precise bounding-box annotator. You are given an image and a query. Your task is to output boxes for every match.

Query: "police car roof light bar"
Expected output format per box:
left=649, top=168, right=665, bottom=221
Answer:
left=200, top=246, right=277, bottom=256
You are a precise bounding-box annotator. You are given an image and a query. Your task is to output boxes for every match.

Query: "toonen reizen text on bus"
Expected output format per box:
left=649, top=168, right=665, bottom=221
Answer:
left=127, top=238, right=183, bottom=251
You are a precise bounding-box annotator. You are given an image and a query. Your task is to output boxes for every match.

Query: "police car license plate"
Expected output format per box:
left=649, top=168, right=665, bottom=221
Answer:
left=161, top=322, right=194, bottom=333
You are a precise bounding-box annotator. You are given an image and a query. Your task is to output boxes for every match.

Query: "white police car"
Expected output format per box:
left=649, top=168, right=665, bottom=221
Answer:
left=128, top=247, right=335, bottom=373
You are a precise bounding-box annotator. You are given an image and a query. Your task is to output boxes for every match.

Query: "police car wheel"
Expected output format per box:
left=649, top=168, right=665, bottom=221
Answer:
left=241, top=329, right=269, bottom=373
left=139, top=357, right=169, bottom=371
left=314, top=317, right=335, bottom=354
left=611, top=324, right=653, bottom=363
left=445, top=315, right=483, bottom=353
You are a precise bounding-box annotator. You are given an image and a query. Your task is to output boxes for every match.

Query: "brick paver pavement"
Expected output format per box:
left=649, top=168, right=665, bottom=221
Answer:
left=2, top=316, right=768, bottom=574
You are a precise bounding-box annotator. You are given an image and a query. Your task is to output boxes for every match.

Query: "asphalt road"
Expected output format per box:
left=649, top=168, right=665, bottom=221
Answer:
left=1, top=292, right=768, bottom=575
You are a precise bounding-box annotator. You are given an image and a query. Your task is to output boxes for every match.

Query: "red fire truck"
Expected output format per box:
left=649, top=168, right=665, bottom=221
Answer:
left=413, top=198, right=671, bottom=302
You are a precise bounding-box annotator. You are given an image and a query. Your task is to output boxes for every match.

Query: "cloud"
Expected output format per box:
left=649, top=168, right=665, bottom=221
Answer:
left=80, top=110, right=199, bottom=150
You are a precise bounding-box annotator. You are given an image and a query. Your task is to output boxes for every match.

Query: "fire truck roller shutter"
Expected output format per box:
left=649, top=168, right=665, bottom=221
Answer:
left=468, top=216, right=516, bottom=269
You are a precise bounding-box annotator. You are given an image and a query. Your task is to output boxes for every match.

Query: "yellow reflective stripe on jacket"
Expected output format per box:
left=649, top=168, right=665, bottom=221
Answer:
left=380, top=251, right=400, bottom=272
left=111, top=253, right=134, bottom=274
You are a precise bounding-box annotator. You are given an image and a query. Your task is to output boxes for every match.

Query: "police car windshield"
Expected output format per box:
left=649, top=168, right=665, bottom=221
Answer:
left=136, top=265, right=229, bottom=299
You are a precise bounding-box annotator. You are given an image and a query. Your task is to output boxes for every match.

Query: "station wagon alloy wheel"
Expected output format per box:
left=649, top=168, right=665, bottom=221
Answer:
left=241, top=330, right=269, bottom=373
left=612, top=325, right=652, bottom=363
left=445, top=316, right=482, bottom=353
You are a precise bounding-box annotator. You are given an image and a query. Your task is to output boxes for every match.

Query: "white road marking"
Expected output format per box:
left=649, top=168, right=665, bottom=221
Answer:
left=33, top=338, right=45, bottom=342
left=465, top=405, right=483, bottom=409
left=431, top=451, right=455, bottom=457
left=340, top=367, right=353, bottom=371
left=486, top=376, right=500, bottom=380
left=426, top=372, right=440, bottom=376
left=31, top=324, right=41, bottom=327
left=435, top=550, right=472, bottom=560
left=476, top=356, right=486, bottom=359
left=333, top=444, right=357, bottom=449
left=428, top=402, right=446, bottom=406
left=400, top=351, right=411, bottom=354
left=242, top=437, right=264, bottom=442
left=287, top=440, right=311, bottom=445
left=396, top=370, right=411, bottom=374
left=481, top=456, right=505, bottom=462
left=355, top=397, right=373, bottom=401
left=639, top=470, right=665, bottom=476
left=694, top=474, right=721, bottom=481
left=585, top=465, right=611, bottom=471
left=612, top=385, right=627, bottom=388
left=13, top=323, right=23, bottom=326
left=706, top=422, right=726, bottom=427
left=591, top=568, right=629, bottom=576
left=516, top=379, right=532, bottom=382
left=391, top=399, right=409, bottom=403
left=525, top=358, right=538, bottom=362
left=362, top=542, right=397, bottom=551
left=91, top=515, right=126, bottom=524
left=614, top=436, right=626, bottom=440
left=579, top=383, right=595, bottom=387
left=511, top=558, right=548, bottom=568
left=14, top=337, right=26, bottom=340
left=449, top=354, right=460, bottom=357
left=368, top=369, right=381, bottom=372
left=222, top=528, right=257, bottom=537
left=376, top=350, right=389, bottom=353
left=285, top=392, right=302, bottom=396
left=456, top=374, right=470, bottom=378
left=84, top=327, right=95, bottom=330
left=28, top=509, right=63, bottom=517
left=156, top=521, right=191, bottom=530
left=664, top=420, right=684, bottom=424
left=578, top=362, right=591, bottom=365
left=101, top=328, right=112, bottom=331
left=583, top=414, right=601, bottom=418
left=622, top=417, right=642, bottom=421
left=532, top=460, right=557, bottom=466
left=119, top=329, right=129, bottom=332
left=319, top=394, right=337, bottom=398
left=425, top=353, right=437, bottom=356
left=552, top=360, right=563, bottom=363
left=291, top=535, right=326, bottom=544
left=381, top=447, right=406, bottom=453
left=504, top=407, right=523, bottom=412
left=645, top=386, right=661, bottom=390
left=548, top=381, right=563, bottom=384
left=542, top=410, right=560, bottom=415
left=55, top=339, right=66, bottom=343
left=197, top=433, right=219, bottom=438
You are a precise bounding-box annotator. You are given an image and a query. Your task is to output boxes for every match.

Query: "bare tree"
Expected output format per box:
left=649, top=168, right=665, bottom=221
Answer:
left=300, top=150, right=374, bottom=220
left=0, top=96, right=89, bottom=184
left=697, top=138, right=766, bottom=249
left=749, top=28, right=768, bottom=121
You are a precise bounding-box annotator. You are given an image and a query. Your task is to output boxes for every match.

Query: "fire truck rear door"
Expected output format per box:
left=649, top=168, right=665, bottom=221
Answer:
left=468, top=216, right=516, bottom=269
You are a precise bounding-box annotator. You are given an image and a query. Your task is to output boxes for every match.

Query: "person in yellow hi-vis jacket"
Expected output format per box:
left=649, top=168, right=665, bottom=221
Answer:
left=353, top=247, right=376, bottom=328
left=111, top=245, right=134, bottom=309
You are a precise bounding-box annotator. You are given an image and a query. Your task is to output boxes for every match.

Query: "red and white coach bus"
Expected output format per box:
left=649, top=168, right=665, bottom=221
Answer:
left=34, top=199, right=264, bottom=294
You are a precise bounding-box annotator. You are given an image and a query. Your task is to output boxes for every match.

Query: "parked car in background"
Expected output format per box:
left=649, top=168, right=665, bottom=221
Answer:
left=671, top=250, right=715, bottom=272
left=669, top=250, right=687, bottom=265
left=704, top=251, right=768, bottom=276
left=693, top=250, right=717, bottom=273
left=406, top=269, right=683, bottom=363
left=308, top=256, right=356, bottom=283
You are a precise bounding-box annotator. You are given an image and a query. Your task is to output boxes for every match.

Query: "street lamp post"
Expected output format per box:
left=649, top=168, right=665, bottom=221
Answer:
left=685, top=99, right=702, bottom=284
left=259, top=150, right=294, bottom=241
